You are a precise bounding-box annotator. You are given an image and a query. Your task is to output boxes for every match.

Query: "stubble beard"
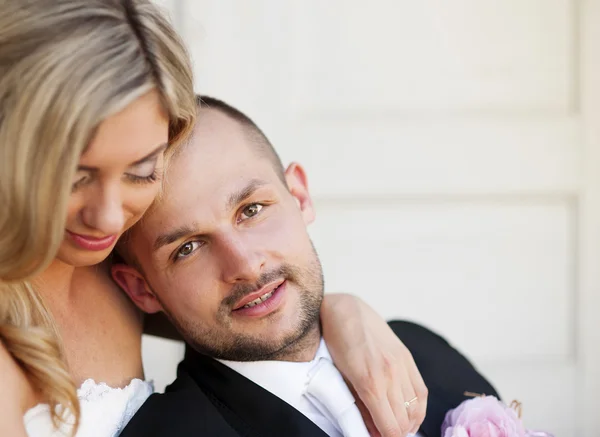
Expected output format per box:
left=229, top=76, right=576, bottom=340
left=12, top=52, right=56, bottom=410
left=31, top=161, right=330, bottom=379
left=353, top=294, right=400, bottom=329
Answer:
left=159, top=244, right=325, bottom=362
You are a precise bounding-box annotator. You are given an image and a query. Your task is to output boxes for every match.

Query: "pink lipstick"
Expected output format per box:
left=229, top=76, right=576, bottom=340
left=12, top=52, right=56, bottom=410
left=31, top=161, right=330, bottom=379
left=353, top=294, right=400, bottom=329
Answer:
left=66, top=231, right=117, bottom=251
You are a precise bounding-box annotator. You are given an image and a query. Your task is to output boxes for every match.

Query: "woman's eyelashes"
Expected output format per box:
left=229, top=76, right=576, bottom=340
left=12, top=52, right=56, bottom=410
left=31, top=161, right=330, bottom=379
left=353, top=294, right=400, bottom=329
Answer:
left=126, top=158, right=161, bottom=184
left=72, top=171, right=91, bottom=191
left=124, top=169, right=160, bottom=184
left=71, top=162, right=161, bottom=192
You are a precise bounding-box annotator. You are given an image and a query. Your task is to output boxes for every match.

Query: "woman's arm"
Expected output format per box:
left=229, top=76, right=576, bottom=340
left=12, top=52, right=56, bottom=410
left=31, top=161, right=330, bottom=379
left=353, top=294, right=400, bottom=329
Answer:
left=321, top=294, right=428, bottom=437
left=0, top=341, right=32, bottom=437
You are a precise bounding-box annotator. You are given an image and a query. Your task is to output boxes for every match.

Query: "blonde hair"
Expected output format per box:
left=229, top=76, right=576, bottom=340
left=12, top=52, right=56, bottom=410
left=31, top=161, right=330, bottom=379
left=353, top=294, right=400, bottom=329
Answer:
left=0, top=0, right=196, bottom=430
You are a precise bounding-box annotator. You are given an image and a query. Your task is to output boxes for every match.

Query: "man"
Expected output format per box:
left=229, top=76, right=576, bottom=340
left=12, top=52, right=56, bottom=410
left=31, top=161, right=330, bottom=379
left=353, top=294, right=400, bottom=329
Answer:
left=113, top=96, right=498, bottom=437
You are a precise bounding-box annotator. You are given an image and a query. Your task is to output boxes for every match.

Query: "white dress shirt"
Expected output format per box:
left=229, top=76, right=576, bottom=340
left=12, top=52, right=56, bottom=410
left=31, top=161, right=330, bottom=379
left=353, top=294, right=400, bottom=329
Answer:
left=219, top=339, right=348, bottom=436
left=219, top=339, right=423, bottom=437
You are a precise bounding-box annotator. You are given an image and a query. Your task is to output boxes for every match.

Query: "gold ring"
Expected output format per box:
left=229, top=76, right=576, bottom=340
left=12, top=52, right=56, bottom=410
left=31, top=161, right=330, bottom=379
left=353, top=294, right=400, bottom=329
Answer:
left=404, top=396, right=418, bottom=408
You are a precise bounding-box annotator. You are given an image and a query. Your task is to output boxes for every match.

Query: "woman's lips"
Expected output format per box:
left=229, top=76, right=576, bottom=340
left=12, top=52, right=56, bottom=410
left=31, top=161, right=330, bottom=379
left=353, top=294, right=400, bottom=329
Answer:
left=66, top=230, right=117, bottom=251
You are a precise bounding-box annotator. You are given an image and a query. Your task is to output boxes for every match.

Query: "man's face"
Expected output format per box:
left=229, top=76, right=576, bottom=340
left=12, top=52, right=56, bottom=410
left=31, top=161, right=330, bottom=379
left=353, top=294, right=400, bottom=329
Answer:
left=116, top=109, right=323, bottom=361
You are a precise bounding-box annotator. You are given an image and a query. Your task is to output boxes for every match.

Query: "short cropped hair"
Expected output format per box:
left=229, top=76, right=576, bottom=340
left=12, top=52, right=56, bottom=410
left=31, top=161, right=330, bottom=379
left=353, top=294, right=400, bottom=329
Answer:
left=197, top=95, right=286, bottom=181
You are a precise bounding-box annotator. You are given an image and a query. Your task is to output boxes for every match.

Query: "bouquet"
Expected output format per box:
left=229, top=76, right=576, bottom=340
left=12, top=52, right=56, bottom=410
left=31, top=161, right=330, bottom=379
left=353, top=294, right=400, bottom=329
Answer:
left=441, top=392, right=554, bottom=437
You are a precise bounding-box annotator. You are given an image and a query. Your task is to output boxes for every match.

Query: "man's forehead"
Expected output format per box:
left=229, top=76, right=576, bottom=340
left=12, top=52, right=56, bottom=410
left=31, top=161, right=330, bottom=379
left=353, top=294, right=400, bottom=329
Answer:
left=134, top=174, right=275, bottom=256
left=136, top=108, right=282, bottom=239
left=141, top=161, right=278, bottom=239
left=164, top=108, right=280, bottom=197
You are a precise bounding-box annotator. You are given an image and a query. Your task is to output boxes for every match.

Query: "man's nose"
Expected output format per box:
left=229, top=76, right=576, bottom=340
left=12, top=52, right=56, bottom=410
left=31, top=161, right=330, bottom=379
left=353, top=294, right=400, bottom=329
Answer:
left=219, top=236, right=266, bottom=284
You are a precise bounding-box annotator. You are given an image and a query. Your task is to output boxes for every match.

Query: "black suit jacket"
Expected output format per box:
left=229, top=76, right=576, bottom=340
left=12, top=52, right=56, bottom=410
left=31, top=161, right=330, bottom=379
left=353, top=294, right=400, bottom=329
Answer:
left=120, top=321, right=498, bottom=437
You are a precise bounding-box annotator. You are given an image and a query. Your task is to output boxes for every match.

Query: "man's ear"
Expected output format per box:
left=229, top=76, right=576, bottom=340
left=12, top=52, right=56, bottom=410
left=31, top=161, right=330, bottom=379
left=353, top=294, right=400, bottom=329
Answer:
left=111, top=264, right=164, bottom=314
left=285, top=162, right=315, bottom=225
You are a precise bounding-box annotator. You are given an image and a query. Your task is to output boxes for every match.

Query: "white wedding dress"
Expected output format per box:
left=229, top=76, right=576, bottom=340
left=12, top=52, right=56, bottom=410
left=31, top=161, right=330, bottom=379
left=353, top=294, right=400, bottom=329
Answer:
left=24, top=378, right=153, bottom=437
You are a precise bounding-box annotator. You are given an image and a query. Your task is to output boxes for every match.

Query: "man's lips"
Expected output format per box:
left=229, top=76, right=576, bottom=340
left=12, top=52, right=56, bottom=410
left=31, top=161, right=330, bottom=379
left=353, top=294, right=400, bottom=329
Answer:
left=232, top=279, right=286, bottom=310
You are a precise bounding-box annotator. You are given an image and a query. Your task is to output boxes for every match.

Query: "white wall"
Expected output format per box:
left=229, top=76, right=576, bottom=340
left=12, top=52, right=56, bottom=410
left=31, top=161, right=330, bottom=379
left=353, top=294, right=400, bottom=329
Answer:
left=143, top=2, right=600, bottom=435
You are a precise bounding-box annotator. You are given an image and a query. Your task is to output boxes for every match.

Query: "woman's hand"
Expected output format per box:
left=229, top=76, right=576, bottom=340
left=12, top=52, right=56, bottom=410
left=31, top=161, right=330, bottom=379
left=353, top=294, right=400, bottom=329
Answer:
left=321, top=293, right=428, bottom=437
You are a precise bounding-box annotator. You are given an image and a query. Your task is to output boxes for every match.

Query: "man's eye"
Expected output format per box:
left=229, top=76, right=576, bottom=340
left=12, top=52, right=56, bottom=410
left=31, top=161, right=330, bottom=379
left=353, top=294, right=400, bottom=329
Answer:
left=241, top=203, right=263, bottom=220
left=175, top=241, right=201, bottom=259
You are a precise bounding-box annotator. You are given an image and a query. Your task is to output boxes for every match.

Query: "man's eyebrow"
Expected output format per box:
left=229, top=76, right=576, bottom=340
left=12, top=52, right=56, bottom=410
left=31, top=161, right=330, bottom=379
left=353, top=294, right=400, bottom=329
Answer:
left=153, top=224, right=197, bottom=252
left=226, top=179, right=269, bottom=211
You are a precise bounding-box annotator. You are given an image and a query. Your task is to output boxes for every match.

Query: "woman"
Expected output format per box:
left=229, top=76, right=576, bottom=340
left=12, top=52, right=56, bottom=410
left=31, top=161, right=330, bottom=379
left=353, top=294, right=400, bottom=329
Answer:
left=0, top=1, right=426, bottom=436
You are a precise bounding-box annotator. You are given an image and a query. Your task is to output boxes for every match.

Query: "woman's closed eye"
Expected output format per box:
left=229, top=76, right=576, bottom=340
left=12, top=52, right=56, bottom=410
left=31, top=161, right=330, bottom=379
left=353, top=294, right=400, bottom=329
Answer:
left=71, top=159, right=160, bottom=192
left=72, top=170, right=92, bottom=191
left=174, top=240, right=203, bottom=260
left=126, top=158, right=160, bottom=184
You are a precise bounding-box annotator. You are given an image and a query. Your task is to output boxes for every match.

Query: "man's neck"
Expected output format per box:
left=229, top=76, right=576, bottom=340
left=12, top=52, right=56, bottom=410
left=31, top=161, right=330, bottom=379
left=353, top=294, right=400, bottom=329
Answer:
left=267, top=323, right=322, bottom=362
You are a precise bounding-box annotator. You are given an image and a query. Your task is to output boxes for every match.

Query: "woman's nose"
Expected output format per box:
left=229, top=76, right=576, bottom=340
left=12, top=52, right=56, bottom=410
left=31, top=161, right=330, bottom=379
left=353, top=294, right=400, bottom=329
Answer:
left=80, top=184, right=125, bottom=235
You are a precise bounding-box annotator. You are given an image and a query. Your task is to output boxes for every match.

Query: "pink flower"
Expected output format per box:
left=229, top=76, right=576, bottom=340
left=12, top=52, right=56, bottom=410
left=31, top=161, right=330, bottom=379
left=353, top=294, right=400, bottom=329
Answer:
left=442, top=396, right=526, bottom=437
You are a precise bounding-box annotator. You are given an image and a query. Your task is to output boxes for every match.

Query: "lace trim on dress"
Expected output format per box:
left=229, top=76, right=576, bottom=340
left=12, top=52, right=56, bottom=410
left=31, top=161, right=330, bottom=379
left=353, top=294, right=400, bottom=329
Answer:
left=24, top=378, right=154, bottom=437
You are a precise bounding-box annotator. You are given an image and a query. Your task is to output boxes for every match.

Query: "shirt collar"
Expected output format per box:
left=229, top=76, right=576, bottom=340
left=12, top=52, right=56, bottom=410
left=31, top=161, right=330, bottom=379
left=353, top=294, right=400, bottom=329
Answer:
left=217, top=338, right=330, bottom=410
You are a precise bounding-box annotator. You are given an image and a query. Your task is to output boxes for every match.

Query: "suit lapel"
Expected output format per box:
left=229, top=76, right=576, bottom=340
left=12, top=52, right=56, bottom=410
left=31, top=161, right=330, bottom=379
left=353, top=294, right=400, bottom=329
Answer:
left=181, top=348, right=330, bottom=437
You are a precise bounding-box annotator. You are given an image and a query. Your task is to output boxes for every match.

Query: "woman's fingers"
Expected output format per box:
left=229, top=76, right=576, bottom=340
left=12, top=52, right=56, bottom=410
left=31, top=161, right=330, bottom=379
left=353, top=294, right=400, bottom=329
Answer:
left=348, top=381, right=383, bottom=437
left=389, top=364, right=418, bottom=435
left=407, top=359, right=428, bottom=434
left=319, top=294, right=428, bottom=436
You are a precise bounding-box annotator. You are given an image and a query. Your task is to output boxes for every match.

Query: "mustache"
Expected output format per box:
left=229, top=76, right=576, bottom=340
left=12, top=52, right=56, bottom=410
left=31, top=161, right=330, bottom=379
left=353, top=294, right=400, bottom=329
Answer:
left=222, top=264, right=298, bottom=308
